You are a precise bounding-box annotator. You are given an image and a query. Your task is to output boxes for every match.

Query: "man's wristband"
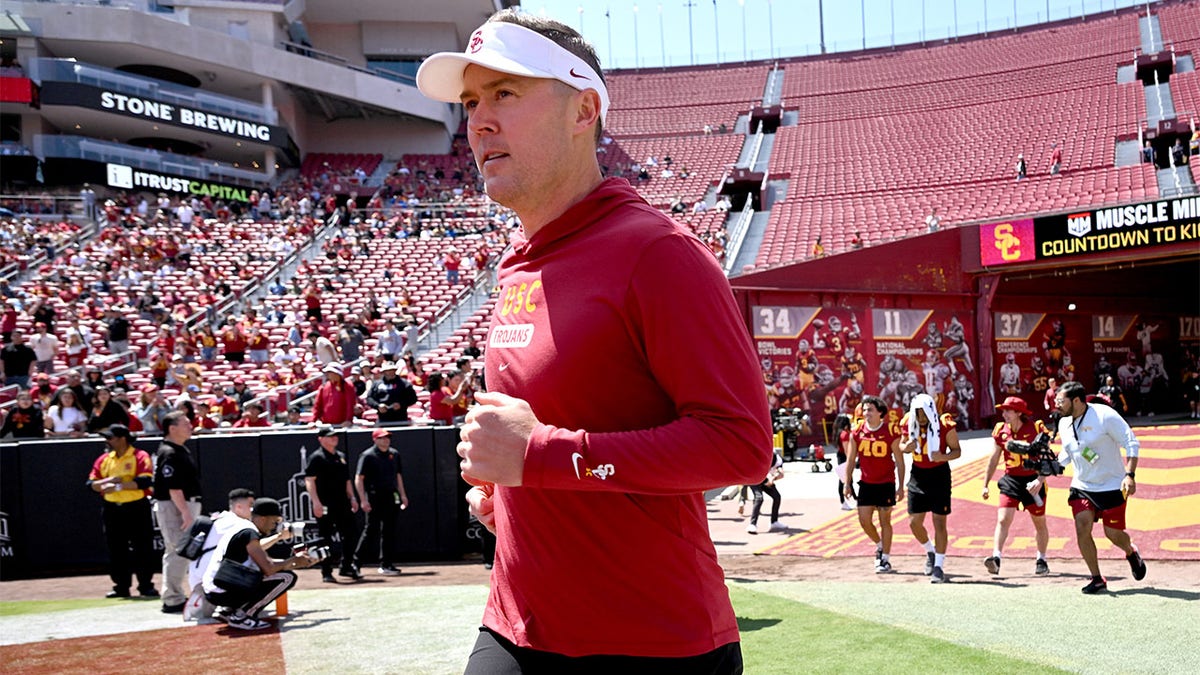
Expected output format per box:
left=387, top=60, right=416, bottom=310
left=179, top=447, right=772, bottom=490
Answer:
left=1125, top=471, right=1136, bottom=479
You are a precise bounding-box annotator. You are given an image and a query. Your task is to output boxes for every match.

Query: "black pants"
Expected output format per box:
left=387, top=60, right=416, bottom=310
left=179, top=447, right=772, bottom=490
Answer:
left=316, top=505, right=360, bottom=575
left=836, top=449, right=849, bottom=503
left=465, top=628, right=743, bottom=675
left=101, top=499, right=156, bottom=593
left=206, top=570, right=297, bottom=619
left=749, top=482, right=781, bottom=525
left=355, top=494, right=398, bottom=567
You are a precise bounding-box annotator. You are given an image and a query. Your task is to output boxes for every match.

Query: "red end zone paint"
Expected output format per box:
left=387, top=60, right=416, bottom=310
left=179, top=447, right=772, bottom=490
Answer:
left=761, top=424, right=1200, bottom=561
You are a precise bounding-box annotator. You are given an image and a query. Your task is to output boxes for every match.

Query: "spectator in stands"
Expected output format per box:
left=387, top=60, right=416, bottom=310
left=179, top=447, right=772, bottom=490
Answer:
left=207, top=384, right=241, bottom=425
left=29, top=322, right=59, bottom=375
left=88, top=386, right=130, bottom=433
left=149, top=351, right=170, bottom=389
left=1142, top=140, right=1155, bottom=165
left=338, top=322, right=366, bottom=363
left=268, top=277, right=287, bottom=295
left=377, top=321, right=405, bottom=362
left=304, top=281, right=323, bottom=322
left=1015, top=153, right=1027, bottom=180
left=231, top=377, right=254, bottom=410
left=1, top=329, right=36, bottom=388
left=368, top=362, right=419, bottom=426
left=811, top=236, right=825, bottom=259
left=33, top=373, right=55, bottom=409
left=1171, top=138, right=1188, bottom=166
left=1190, top=128, right=1200, bottom=158
left=926, top=208, right=941, bottom=233
left=310, top=331, right=339, bottom=364
left=313, top=363, right=357, bottom=426
left=31, top=298, right=56, bottom=335
left=222, top=323, right=248, bottom=363
left=1, top=390, right=44, bottom=438
left=135, top=385, right=172, bottom=435
left=247, top=326, right=271, bottom=364
left=1049, top=143, right=1062, bottom=175
left=61, top=369, right=96, bottom=410
left=427, top=371, right=468, bottom=426
left=197, top=324, right=218, bottom=363
left=850, top=232, right=864, bottom=249
left=104, top=307, right=131, bottom=356
left=65, top=331, right=88, bottom=369
left=283, top=406, right=304, bottom=426
left=46, top=388, right=88, bottom=437
left=1, top=299, right=18, bottom=343
left=233, top=402, right=270, bottom=428
left=444, top=246, right=463, bottom=284
left=462, top=335, right=482, bottom=360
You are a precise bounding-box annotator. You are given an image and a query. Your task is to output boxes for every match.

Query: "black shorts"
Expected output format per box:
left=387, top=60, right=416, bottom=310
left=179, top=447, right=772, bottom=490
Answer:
left=465, top=627, right=744, bottom=675
left=907, top=464, right=952, bottom=515
left=998, top=473, right=1044, bottom=507
left=856, top=481, right=896, bottom=508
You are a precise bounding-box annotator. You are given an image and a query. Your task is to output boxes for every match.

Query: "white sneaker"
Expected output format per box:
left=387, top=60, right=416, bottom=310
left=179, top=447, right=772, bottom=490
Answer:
left=841, top=501, right=855, bottom=511
left=228, top=615, right=272, bottom=631
left=377, top=566, right=401, bottom=576
left=746, top=523, right=758, bottom=534
left=769, top=521, right=787, bottom=532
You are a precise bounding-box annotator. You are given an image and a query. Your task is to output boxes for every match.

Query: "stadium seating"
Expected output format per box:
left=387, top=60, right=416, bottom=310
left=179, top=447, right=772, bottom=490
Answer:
left=754, top=10, right=1159, bottom=268
left=300, top=153, right=383, bottom=181
left=604, top=64, right=769, bottom=137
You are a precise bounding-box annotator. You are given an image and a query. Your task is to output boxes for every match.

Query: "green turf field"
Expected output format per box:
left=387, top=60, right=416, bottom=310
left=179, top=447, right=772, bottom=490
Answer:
left=3, top=579, right=1196, bottom=673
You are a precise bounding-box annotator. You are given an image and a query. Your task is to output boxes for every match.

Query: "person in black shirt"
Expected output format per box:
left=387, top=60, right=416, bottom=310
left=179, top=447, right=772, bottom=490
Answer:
left=0, top=390, right=44, bottom=438
left=105, top=308, right=131, bottom=356
left=56, top=370, right=96, bottom=413
left=366, top=362, right=419, bottom=424
left=354, top=429, right=409, bottom=575
left=154, top=411, right=201, bottom=613
left=0, top=330, right=36, bottom=388
left=304, top=427, right=361, bottom=583
left=202, top=498, right=314, bottom=631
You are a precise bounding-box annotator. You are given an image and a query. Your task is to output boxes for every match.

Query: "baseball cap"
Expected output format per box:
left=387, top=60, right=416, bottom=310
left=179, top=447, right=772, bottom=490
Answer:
left=251, top=497, right=282, bottom=517
left=317, top=426, right=338, bottom=438
left=323, top=362, right=343, bottom=376
left=372, top=428, right=392, bottom=439
left=380, top=362, right=398, bottom=372
left=416, top=19, right=610, bottom=123
left=98, top=424, right=132, bottom=439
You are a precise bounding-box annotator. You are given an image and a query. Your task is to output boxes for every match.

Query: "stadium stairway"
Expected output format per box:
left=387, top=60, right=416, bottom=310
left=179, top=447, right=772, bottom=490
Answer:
left=1146, top=82, right=1175, bottom=124
left=1138, top=13, right=1165, bottom=54
left=730, top=210, right=773, bottom=274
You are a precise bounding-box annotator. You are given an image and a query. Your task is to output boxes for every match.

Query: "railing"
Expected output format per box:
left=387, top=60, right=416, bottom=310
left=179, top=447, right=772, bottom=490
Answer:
left=741, top=126, right=765, bottom=171
left=29, top=58, right=278, bottom=124
left=722, top=200, right=755, bottom=276
left=33, top=135, right=269, bottom=186
left=276, top=40, right=418, bottom=87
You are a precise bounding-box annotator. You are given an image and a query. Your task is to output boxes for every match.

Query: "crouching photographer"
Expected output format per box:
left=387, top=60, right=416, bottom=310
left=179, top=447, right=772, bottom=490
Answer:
left=200, top=497, right=316, bottom=630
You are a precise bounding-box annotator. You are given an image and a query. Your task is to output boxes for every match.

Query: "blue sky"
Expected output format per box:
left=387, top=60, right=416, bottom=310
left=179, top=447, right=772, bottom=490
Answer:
left=525, top=0, right=1149, bottom=69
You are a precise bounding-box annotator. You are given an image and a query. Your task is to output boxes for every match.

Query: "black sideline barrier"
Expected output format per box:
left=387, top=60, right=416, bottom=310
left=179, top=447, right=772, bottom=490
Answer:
left=0, top=427, right=469, bottom=580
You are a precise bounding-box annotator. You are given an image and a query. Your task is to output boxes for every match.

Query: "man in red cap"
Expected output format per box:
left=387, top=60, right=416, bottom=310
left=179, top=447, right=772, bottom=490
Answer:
left=354, top=428, right=408, bottom=576
left=982, top=396, right=1052, bottom=576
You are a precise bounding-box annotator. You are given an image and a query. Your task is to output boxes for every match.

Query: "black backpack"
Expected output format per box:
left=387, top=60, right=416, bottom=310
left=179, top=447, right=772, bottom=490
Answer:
left=177, top=514, right=215, bottom=560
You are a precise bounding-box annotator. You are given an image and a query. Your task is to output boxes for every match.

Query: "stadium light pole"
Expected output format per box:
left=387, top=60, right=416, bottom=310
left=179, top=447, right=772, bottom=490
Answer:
left=768, top=0, right=775, bottom=59
left=685, top=1, right=696, bottom=65
left=739, top=0, right=747, bottom=61
left=606, top=8, right=613, bottom=67
left=633, top=5, right=640, bottom=68
left=818, top=0, right=826, bottom=53
left=861, top=0, right=866, bottom=50
left=578, top=5, right=584, bottom=33
left=713, top=0, right=720, bottom=64
left=659, top=3, right=666, bottom=67
left=953, top=0, right=958, bottom=39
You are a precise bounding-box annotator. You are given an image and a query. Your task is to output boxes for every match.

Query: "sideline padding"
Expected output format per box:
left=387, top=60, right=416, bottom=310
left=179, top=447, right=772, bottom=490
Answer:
left=760, top=424, right=1200, bottom=561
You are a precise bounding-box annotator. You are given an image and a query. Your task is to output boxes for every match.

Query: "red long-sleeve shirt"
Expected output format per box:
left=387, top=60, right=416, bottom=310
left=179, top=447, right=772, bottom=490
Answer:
left=312, top=380, right=356, bottom=425
left=481, top=179, right=771, bottom=658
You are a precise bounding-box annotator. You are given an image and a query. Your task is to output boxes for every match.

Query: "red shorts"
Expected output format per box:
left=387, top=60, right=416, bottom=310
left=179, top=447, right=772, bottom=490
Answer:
left=1068, top=488, right=1127, bottom=530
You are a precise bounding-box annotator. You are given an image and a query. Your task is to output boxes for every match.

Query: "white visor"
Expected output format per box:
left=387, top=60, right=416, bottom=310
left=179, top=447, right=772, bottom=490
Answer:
left=416, top=21, right=609, bottom=124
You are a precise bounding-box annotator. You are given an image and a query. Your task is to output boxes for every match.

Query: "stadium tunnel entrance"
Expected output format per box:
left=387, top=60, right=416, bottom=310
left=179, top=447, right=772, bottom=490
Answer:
left=731, top=204, right=1199, bottom=446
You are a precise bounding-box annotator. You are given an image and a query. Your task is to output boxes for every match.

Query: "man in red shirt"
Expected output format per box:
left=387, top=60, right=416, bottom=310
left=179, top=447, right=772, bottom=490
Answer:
left=312, top=363, right=356, bottom=426
left=844, top=396, right=904, bottom=573
left=418, top=11, right=771, bottom=671
left=982, top=396, right=1052, bottom=576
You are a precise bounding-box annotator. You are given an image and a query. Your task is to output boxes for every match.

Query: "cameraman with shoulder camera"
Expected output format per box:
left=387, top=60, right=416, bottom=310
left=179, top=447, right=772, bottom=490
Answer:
left=200, top=498, right=314, bottom=631
left=1054, top=381, right=1147, bottom=594
left=982, top=397, right=1052, bottom=577
left=183, top=488, right=263, bottom=621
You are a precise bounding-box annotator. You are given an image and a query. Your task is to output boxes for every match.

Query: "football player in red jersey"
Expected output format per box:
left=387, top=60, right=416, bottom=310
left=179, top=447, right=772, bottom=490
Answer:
left=844, top=396, right=904, bottom=573
left=982, top=397, right=1052, bottom=576
left=901, top=393, right=961, bottom=583
left=813, top=314, right=860, bottom=358
left=840, top=345, right=867, bottom=384
left=795, top=338, right=819, bottom=389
